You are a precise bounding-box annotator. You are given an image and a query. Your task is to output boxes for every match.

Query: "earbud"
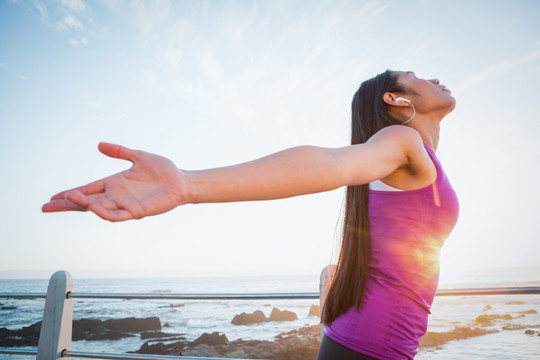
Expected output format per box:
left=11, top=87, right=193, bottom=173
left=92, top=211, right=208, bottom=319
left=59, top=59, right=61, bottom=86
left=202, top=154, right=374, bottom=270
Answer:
left=393, top=97, right=416, bottom=126
left=394, top=97, right=410, bottom=103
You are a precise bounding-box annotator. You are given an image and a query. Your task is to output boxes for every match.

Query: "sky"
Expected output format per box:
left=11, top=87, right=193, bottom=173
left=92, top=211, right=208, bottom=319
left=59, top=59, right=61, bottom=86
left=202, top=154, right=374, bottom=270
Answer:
left=0, top=0, right=539, bottom=284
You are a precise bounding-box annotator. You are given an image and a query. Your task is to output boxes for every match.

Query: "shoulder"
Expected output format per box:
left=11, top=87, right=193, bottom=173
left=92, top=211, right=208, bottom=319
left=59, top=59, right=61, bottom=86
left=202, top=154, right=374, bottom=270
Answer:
left=369, top=126, right=435, bottom=182
left=366, top=125, right=424, bottom=156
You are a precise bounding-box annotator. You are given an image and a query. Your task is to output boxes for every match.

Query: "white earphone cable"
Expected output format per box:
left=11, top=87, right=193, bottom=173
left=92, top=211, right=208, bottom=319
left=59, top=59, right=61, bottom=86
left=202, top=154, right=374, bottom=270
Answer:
left=402, top=102, right=415, bottom=126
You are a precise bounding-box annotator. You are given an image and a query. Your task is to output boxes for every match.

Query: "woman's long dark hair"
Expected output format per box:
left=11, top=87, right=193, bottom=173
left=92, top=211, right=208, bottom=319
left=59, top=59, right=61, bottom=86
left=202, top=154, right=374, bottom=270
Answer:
left=321, top=70, right=406, bottom=326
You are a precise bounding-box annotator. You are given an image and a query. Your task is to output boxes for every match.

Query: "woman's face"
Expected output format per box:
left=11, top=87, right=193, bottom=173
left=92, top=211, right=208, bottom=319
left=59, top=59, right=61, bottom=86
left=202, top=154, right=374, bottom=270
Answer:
left=396, top=71, right=456, bottom=114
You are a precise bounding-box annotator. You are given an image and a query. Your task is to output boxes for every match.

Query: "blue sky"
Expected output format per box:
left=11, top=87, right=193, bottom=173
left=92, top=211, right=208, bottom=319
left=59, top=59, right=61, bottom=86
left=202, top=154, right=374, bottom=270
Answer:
left=1, top=0, right=539, bottom=283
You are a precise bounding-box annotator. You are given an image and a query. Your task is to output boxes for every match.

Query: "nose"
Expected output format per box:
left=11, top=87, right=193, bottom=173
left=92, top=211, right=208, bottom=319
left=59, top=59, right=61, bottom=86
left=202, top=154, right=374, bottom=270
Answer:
left=430, top=79, right=440, bottom=85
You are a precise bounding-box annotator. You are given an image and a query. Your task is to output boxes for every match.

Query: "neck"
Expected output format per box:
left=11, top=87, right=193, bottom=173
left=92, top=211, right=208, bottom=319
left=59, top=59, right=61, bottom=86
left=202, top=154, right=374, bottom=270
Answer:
left=408, top=116, right=441, bottom=151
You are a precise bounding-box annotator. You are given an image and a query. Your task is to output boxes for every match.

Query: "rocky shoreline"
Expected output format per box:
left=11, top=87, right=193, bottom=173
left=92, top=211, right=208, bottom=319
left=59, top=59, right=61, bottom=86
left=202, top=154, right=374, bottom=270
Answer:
left=2, top=304, right=538, bottom=359
left=135, top=326, right=321, bottom=360
left=0, top=307, right=322, bottom=360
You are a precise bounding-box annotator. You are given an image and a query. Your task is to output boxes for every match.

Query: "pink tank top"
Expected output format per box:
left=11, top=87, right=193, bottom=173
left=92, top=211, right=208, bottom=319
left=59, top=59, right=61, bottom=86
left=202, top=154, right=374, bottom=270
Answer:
left=324, top=142, right=459, bottom=359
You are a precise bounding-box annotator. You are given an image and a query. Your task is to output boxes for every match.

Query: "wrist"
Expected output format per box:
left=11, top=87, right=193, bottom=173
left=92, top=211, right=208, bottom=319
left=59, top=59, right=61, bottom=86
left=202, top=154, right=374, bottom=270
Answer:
left=177, top=168, right=199, bottom=205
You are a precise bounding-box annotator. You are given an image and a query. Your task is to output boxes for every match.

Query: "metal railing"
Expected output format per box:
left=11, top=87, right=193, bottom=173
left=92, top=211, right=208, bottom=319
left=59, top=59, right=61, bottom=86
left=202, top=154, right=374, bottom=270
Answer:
left=5, top=287, right=540, bottom=300
left=1, top=270, right=539, bottom=360
left=1, top=292, right=320, bottom=300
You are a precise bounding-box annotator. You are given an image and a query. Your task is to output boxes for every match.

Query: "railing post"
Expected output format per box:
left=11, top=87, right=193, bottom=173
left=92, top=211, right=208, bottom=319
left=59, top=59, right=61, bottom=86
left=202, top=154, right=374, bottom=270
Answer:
left=37, top=271, right=73, bottom=360
left=319, top=265, right=336, bottom=311
left=319, top=264, right=336, bottom=335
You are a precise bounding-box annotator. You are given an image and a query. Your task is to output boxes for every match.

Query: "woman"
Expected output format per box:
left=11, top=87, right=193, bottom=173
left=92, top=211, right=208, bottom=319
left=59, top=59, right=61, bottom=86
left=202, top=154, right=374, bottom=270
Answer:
left=42, top=70, right=459, bottom=359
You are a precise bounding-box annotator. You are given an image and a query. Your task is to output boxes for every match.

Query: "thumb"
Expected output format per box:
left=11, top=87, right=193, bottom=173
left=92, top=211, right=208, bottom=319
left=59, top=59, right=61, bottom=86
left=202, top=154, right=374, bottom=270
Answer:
left=98, top=142, right=141, bottom=163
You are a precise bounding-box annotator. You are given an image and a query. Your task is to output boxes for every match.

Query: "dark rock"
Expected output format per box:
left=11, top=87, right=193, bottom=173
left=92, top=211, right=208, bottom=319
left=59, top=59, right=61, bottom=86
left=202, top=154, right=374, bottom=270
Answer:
left=0, top=322, right=41, bottom=347
left=21, top=322, right=41, bottom=338
left=134, top=324, right=322, bottom=360
left=182, top=344, right=223, bottom=357
left=269, top=308, right=298, bottom=322
left=308, top=305, right=320, bottom=317
left=0, top=317, right=162, bottom=347
left=137, top=341, right=170, bottom=354
left=72, top=317, right=161, bottom=341
left=191, top=332, right=228, bottom=346
left=158, top=303, right=185, bottom=309
left=231, top=310, right=267, bottom=325
left=141, top=331, right=183, bottom=340
left=72, top=319, right=127, bottom=341
left=103, top=317, right=161, bottom=332
left=276, top=325, right=321, bottom=339
left=1, top=306, right=17, bottom=310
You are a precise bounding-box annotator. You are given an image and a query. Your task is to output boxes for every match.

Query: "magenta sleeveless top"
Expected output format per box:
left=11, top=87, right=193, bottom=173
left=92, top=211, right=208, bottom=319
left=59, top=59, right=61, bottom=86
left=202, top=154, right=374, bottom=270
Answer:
left=324, top=142, right=459, bottom=359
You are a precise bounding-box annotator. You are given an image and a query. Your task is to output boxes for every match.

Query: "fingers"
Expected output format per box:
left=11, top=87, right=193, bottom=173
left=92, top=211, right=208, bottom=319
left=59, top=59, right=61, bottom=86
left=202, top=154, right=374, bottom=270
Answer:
left=43, top=199, right=134, bottom=221
left=98, top=142, right=141, bottom=163
left=43, top=194, right=136, bottom=222
left=42, top=199, right=88, bottom=212
left=50, top=180, right=105, bottom=201
left=43, top=190, right=90, bottom=212
left=66, top=190, right=90, bottom=207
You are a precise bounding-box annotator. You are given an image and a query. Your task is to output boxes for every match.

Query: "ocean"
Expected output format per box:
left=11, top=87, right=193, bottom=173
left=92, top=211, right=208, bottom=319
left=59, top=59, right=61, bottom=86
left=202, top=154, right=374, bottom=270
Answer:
left=1, top=275, right=539, bottom=359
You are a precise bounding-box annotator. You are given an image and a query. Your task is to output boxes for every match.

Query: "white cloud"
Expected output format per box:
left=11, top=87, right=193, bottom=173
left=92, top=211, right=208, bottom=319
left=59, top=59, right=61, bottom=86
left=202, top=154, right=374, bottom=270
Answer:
left=60, top=0, right=86, bottom=12
left=70, top=36, right=88, bottom=46
left=456, top=50, right=540, bottom=94
left=57, top=15, right=84, bottom=30
left=33, top=0, right=49, bottom=22
left=130, top=0, right=172, bottom=42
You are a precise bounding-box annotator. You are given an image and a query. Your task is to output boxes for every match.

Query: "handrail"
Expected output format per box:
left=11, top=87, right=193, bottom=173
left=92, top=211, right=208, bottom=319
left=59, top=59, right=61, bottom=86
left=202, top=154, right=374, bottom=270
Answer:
left=0, top=293, right=47, bottom=298
left=66, top=291, right=320, bottom=300
left=0, top=349, right=38, bottom=356
left=435, top=286, right=540, bottom=296
left=0, top=349, right=257, bottom=360
left=63, top=350, right=257, bottom=360
left=2, top=286, right=540, bottom=299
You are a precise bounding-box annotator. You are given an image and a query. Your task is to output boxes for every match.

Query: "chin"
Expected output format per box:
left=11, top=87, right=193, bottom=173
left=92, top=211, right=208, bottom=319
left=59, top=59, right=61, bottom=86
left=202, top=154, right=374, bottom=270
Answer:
left=445, top=95, right=456, bottom=112
left=445, top=99, right=456, bottom=115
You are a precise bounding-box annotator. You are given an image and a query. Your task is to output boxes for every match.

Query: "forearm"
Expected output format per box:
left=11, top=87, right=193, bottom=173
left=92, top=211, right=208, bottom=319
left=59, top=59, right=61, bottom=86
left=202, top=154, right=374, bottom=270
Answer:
left=183, top=146, right=346, bottom=204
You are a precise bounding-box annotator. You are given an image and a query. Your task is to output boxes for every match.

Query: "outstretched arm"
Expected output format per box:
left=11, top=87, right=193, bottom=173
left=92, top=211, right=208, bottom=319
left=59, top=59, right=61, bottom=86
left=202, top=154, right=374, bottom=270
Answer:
left=42, top=142, right=187, bottom=221
left=42, top=126, right=416, bottom=221
left=185, top=125, right=419, bottom=203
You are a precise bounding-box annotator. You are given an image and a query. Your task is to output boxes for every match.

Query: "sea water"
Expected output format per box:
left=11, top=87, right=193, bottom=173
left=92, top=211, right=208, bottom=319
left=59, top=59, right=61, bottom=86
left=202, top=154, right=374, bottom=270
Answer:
left=1, top=275, right=539, bottom=359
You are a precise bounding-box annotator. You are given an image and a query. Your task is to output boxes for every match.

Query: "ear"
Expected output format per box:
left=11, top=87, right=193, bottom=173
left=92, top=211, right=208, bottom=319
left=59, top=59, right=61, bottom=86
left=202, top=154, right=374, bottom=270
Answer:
left=383, top=92, right=408, bottom=107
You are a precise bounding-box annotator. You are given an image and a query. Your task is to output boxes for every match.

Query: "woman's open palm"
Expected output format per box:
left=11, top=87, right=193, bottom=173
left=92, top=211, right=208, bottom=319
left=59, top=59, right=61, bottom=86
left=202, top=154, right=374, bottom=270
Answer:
left=42, top=142, right=186, bottom=222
